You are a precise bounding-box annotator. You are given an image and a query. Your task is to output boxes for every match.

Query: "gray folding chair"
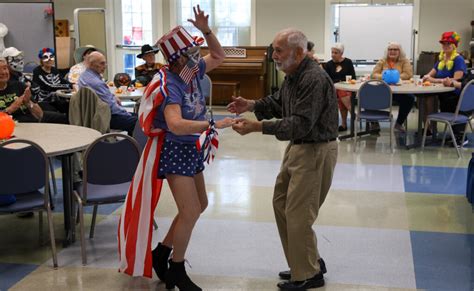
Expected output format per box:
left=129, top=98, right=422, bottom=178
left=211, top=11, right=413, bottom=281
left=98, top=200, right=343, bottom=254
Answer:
left=74, top=133, right=141, bottom=265
left=422, top=79, right=474, bottom=158
left=0, top=139, right=58, bottom=268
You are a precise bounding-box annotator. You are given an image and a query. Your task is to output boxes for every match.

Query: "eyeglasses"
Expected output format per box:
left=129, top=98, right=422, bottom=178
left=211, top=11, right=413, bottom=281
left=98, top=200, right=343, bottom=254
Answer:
left=41, top=54, right=55, bottom=62
left=388, top=48, right=399, bottom=51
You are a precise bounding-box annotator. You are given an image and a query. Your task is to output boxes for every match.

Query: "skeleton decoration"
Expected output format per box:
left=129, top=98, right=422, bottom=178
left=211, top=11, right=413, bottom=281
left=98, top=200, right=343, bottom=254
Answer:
left=2, top=47, right=24, bottom=73
left=0, top=23, right=8, bottom=55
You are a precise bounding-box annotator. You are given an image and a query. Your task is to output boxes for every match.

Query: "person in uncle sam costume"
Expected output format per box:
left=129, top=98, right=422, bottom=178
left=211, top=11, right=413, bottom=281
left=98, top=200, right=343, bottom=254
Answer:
left=118, top=5, right=234, bottom=291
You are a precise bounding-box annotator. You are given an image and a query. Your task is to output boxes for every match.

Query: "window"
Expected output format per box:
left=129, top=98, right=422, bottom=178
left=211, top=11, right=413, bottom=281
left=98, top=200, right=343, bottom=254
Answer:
left=176, top=0, right=251, bottom=46
left=121, top=0, right=152, bottom=46
left=120, top=0, right=151, bottom=78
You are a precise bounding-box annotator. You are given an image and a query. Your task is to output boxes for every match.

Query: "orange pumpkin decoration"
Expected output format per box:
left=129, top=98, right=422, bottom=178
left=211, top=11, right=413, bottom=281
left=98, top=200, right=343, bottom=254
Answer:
left=0, top=112, right=15, bottom=139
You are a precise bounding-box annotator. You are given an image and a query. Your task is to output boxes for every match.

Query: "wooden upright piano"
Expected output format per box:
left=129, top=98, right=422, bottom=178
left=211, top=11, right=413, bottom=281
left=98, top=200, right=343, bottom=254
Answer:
left=200, top=46, right=269, bottom=105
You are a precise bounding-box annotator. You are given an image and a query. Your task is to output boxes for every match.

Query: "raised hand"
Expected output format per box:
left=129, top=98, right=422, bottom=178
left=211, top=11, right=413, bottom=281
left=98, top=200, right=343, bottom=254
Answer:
left=22, top=86, right=32, bottom=103
left=215, top=117, right=235, bottom=129
left=227, top=96, right=254, bottom=114
left=187, top=5, right=210, bottom=33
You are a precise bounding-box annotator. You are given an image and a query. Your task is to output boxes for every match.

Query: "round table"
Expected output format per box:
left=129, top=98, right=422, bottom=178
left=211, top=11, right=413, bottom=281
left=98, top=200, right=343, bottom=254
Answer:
left=334, top=81, right=454, bottom=94
left=56, top=87, right=144, bottom=101
left=12, top=123, right=101, bottom=246
left=109, top=87, right=144, bottom=101
left=13, top=123, right=101, bottom=157
left=334, top=81, right=455, bottom=147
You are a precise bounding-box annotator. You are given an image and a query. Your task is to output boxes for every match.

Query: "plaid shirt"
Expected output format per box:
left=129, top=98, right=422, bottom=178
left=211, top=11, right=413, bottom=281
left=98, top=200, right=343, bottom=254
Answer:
left=255, top=57, right=338, bottom=142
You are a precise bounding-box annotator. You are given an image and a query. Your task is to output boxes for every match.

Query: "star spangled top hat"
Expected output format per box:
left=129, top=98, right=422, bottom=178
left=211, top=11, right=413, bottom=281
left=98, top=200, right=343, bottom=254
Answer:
left=155, top=26, right=204, bottom=64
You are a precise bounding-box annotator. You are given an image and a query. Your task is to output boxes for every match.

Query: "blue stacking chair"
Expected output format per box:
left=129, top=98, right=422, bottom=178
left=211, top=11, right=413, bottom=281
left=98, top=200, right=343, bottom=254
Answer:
left=200, top=74, right=213, bottom=113
left=354, top=80, right=394, bottom=153
left=422, top=79, right=474, bottom=158
left=0, top=139, right=58, bottom=268
left=73, top=133, right=140, bottom=265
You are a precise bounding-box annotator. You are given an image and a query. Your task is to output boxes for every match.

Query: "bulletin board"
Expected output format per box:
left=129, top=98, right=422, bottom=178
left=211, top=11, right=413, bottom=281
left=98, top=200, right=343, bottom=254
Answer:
left=0, top=2, right=55, bottom=65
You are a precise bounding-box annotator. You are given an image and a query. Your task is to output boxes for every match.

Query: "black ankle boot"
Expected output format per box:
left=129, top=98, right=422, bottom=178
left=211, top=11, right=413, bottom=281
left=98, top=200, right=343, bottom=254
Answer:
left=152, top=243, right=172, bottom=281
left=165, top=260, right=202, bottom=291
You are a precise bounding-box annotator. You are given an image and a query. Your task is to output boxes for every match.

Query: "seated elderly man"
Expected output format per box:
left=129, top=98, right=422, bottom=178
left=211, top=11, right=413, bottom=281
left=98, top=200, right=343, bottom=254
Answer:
left=134, top=44, right=163, bottom=86
left=78, top=51, right=137, bottom=135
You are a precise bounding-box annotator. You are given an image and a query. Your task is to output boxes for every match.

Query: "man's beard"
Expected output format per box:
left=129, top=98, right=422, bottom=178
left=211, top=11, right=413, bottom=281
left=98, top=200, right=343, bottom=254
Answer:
left=275, top=51, right=296, bottom=72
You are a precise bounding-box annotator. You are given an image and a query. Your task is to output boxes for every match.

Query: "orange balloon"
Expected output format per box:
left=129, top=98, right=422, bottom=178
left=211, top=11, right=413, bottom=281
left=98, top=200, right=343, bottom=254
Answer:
left=0, top=112, right=15, bottom=139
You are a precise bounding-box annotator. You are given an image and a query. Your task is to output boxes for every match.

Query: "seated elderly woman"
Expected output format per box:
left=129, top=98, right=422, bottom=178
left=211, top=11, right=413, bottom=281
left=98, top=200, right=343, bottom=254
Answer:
left=422, top=31, right=466, bottom=144
left=372, top=42, right=414, bottom=132
left=33, top=48, right=71, bottom=116
left=323, top=43, right=355, bottom=131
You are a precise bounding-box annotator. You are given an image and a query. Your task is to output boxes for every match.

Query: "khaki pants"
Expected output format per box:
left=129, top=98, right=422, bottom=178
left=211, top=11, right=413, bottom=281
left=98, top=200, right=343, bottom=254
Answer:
left=273, top=141, right=338, bottom=281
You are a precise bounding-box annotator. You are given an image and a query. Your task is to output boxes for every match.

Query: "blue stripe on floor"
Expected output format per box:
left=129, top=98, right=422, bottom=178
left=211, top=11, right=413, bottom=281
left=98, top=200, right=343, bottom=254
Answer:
left=410, top=231, right=474, bottom=291
left=403, top=165, right=467, bottom=195
left=0, top=263, right=39, bottom=290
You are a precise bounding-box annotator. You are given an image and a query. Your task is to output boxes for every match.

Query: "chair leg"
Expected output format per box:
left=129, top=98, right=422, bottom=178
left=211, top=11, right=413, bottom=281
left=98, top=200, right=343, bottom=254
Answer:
left=78, top=203, right=87, bottom=265
left=76, top=204, right=80, bottom=225
left=153, top=218, right=158, bottom=230
left=38, top=210, right=43, bottom=245
left=49, top=158, right=58, bottom=196
left=441, top=124, right=448, bottom=147
left=46, top=204, right=58, bottom=268
left=353, top=118, right=359, bottom=152
left=462, top=123, right=469, bottom=148
left=447, top=124, right=461, bottom=158
left=89, top=205, right=98, bottom=239
left=390, top=119, right=394, bottom=154
left=421, top=120, right=430, bottom=150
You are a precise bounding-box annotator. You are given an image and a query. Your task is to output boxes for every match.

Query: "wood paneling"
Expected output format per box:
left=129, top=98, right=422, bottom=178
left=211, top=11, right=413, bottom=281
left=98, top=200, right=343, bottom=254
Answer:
left=201, top=46, right=269, bottom=105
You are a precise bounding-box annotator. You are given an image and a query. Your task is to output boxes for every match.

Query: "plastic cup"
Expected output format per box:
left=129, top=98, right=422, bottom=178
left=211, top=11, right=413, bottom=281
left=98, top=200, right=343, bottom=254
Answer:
left=413, top=75, right=421, bottom=86
left=345, top=75, right=352, bottom=82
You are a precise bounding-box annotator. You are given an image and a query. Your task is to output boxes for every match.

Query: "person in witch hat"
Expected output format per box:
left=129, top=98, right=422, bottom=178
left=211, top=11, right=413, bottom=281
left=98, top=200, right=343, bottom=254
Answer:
left=134, top=44, right=163, bottom=86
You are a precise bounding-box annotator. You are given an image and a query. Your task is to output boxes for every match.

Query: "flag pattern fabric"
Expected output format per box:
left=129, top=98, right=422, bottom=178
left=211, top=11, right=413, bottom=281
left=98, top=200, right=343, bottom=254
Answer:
left=118, top=68, right=168, bottom=278
left=196, top=119, right=219, bottom=164
left=156, top=26, right=204, bottom=64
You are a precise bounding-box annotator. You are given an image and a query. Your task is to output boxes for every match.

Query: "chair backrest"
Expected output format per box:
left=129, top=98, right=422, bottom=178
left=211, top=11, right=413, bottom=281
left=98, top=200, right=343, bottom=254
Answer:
left=200, top=74, right=212, bottom=100
left=132, top=121, right=147, bottom=153
left=82, top=133, right=141, bottom=199
left=357, top=80, right=392, bottom=111
left=69, top=86, right=111, bottom=133
left=0, top=139, right=49, bottom=196
left=23, top=61, right=38, bottom=74
left=457, top=79, right=474, bottom=114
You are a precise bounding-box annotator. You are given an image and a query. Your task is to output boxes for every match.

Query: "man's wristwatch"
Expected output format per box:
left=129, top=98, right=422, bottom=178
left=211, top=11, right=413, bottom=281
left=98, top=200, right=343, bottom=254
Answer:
left=204, top=30, right=212, bottom=36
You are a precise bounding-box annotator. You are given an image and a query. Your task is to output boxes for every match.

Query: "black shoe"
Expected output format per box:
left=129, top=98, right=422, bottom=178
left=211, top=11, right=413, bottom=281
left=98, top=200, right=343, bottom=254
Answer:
left=338, top=125, right=348, bottom=132
left=277, top=272, right=324, bottom=290
left=165, top=260, right=201, bottom=291
left=369, top=121, right=380, bottom=134
left=16, top=212, right=34, bottom=218
left=449, top=136, right=468, bottom=148
left=278, top=258, right=326, bottom=280
left=152, top=243, right=172, bottom=281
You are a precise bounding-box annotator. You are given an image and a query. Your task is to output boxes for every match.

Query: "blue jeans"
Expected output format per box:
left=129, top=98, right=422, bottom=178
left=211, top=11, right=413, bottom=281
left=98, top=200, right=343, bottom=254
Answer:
left=110, top=113, right=138, bottom=136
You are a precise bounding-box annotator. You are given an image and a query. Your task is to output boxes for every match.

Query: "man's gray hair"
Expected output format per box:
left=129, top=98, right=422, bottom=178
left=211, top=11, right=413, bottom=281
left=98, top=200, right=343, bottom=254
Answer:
left=279, top=28, right=308, bottom=53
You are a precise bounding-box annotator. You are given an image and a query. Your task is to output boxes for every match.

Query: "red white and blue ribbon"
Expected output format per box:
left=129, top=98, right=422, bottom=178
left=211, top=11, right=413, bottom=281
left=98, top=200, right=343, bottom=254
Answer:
left=196, top=119, right=219, bottom=164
